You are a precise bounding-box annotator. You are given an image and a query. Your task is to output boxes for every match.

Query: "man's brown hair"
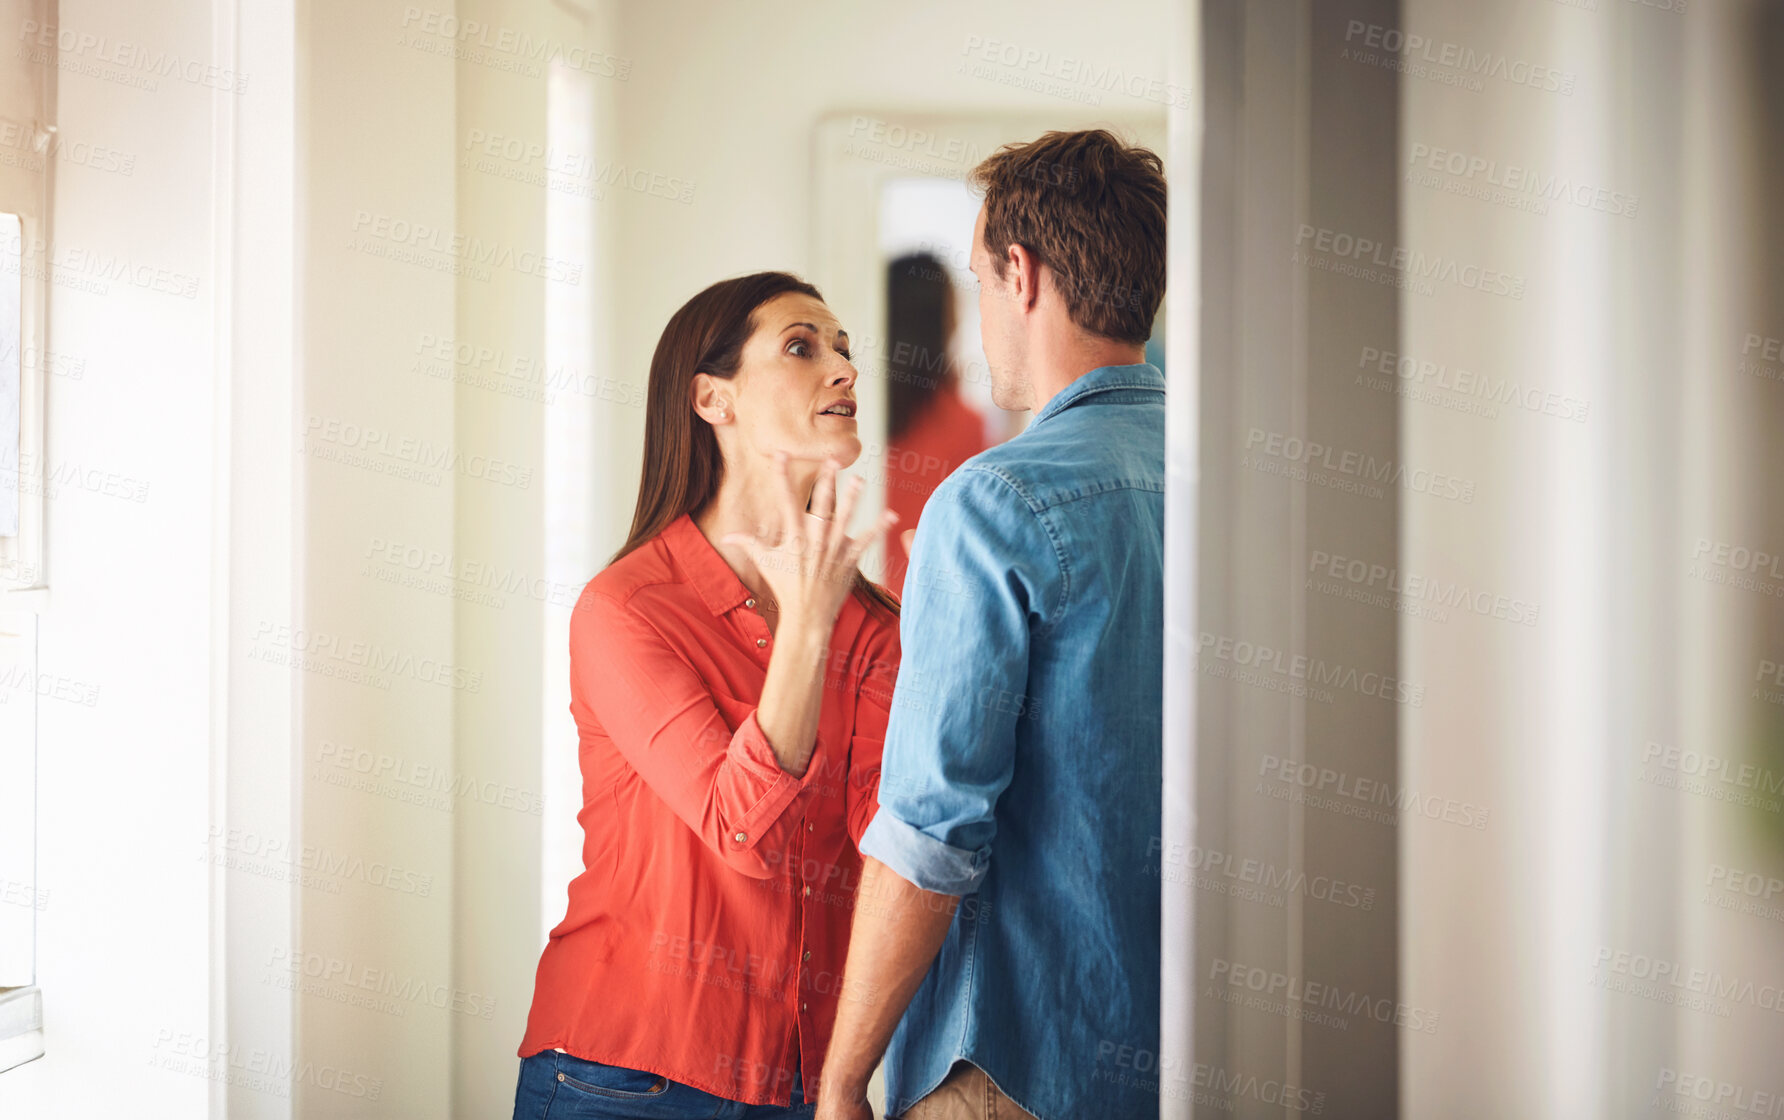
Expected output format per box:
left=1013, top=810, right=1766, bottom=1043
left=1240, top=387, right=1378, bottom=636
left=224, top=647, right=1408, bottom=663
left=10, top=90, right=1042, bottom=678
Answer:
left=967, top=128, right=1167, bottom=345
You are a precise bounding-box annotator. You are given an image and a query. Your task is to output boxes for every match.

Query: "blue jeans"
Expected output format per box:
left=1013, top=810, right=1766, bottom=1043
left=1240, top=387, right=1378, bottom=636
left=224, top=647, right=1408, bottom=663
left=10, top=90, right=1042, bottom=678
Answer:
left=512, top=1050, right=814, bottom=1120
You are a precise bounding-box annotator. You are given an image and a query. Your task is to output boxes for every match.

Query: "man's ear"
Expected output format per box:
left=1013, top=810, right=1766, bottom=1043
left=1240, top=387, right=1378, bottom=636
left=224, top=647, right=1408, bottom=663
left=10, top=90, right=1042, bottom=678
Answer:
left=1005, top=242, right=1042, bottom=315
left=691, top=372, right=731, bottom=425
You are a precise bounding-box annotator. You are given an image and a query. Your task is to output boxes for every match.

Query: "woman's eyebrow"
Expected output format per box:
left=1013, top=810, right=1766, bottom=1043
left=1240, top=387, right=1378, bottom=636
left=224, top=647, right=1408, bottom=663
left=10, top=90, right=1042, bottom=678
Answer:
left=782, top=321, right=849, bottom=341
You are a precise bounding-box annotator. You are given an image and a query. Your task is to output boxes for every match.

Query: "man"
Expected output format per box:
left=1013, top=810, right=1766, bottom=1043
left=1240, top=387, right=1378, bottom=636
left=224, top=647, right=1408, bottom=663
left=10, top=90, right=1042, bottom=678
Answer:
left=816, top=129, right=1168, bottom=1120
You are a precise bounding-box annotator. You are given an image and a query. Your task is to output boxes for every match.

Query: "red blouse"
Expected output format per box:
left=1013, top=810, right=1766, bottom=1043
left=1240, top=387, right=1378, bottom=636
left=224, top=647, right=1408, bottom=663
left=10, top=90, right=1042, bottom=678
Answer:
left=518, top=512, right=899, bottom=1106
left=883, top=387, right=990, bottom=596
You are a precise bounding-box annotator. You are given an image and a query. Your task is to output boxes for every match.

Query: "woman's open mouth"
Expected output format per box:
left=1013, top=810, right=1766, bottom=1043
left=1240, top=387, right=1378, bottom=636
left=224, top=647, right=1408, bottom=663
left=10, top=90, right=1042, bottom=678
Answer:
left=818, top=400, right=857, bottom=420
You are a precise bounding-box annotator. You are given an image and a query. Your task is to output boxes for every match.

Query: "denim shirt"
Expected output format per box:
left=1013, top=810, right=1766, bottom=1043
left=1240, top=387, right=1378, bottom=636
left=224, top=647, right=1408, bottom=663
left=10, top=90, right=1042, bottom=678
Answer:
left=858, top=362, right=1165, bottom=1120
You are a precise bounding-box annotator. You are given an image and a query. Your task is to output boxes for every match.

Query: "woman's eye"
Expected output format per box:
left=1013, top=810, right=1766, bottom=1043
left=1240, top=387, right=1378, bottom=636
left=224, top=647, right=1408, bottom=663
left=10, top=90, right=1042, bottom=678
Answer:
left=839, top=349, right=853, bottom=361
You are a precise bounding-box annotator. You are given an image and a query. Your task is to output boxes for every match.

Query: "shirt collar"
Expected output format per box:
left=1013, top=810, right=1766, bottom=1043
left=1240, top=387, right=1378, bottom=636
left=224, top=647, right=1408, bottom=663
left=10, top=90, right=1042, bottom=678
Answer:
left=661, top=512, right=754, bottom=617
left=1029, top=362, right=1166, bottom=427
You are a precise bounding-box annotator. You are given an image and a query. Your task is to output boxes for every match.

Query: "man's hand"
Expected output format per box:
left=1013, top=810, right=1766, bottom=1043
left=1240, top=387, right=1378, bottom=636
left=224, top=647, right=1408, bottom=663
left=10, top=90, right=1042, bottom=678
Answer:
left=819, top=857, right=961, bottom=1120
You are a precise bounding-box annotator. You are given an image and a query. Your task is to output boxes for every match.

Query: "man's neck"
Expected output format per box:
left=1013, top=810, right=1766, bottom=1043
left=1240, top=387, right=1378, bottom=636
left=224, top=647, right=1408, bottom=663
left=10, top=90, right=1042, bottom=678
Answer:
left=1025, top=336, right=1148, bottom=416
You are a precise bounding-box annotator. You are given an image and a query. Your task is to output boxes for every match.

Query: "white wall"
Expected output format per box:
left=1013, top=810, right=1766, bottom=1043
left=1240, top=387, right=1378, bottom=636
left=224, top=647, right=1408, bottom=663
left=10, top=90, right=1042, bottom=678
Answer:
left=291, top=1, right=460, bottom=1114
left=0, top=0, right=221, bottom=1115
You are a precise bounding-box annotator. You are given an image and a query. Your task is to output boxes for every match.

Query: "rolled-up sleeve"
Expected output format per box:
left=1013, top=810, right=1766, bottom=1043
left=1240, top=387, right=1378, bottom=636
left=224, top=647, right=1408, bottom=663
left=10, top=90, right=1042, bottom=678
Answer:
left=859, top=467, right=1058, bottom=896
left=573, top=588, right=821, bottom=878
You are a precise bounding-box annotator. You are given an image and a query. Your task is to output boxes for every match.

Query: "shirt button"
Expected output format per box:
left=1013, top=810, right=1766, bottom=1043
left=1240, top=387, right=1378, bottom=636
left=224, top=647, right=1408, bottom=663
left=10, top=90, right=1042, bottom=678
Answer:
left=804, top=885, right=812, bottom=897
left=734, top=831, right=747, bottom=843
left=745, top=597, right=756, bottom=608
left=801, top=1002, right=808, bottom=1012
left=803, top=950, right=811, bottom=961
left=806, top=821, right=814, bottom=831
left=756, top=638, right=767, bottom=648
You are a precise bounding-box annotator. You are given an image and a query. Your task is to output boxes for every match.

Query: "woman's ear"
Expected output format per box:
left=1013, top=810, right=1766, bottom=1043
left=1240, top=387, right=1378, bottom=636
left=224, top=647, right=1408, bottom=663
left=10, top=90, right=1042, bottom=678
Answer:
left=691, top=372, right=732, bottom=426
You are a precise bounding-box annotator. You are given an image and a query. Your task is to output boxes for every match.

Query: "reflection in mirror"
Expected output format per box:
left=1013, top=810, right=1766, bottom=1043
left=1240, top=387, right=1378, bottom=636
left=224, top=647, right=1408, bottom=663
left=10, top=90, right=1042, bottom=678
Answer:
left=872, top=175, right=1166, bottom=593
left=878, top=176, right=994, bottom=593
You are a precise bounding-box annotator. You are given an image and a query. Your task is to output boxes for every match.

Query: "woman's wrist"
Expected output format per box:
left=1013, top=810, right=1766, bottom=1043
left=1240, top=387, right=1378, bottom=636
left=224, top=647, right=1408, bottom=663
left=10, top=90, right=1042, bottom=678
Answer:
left=777, top=605, right=837, bottom=646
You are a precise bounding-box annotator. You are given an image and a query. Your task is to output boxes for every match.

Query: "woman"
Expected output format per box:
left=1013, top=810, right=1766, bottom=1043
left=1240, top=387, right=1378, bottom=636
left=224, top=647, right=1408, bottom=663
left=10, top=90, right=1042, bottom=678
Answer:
left=880, top=250, right=991, bottom=596
left=512, top=272, right=900, bottom=1119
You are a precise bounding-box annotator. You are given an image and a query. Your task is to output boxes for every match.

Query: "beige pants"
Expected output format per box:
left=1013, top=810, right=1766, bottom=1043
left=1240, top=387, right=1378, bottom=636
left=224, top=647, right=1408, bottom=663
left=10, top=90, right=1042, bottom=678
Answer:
left=899, top=1061, right=1041, bottom=1120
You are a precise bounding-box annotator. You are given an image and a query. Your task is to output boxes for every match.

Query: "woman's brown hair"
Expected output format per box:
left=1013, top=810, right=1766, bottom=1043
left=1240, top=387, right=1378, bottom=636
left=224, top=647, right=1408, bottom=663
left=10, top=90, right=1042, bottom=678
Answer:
left=614, top=271, right=900, bottom=621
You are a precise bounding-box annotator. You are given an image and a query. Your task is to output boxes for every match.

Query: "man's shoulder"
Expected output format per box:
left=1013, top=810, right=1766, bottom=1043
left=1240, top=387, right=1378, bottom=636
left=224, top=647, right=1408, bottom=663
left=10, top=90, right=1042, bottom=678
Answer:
left=940, top=413, right=1164, bottom=517
left=928, top=445, right=1043, bottom=517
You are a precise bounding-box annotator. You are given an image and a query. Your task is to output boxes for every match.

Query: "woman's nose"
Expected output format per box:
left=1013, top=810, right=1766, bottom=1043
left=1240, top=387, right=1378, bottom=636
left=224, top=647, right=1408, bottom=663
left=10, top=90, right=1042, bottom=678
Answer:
left=826, top=358, right=857, bottom=388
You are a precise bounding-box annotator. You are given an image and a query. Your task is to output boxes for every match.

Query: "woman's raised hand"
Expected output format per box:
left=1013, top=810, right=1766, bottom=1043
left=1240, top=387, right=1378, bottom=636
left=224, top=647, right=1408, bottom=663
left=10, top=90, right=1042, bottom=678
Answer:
left=722, top=453, right=897, bottom=632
